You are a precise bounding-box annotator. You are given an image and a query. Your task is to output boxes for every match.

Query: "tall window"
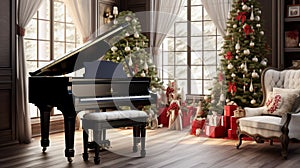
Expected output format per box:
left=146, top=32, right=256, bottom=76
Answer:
left=160, top=0, right=222, bottom=95
left=25, top=0, right=81, bottom=118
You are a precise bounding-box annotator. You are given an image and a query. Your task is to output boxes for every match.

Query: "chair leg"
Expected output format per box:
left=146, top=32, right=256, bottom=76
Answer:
left=236, top=132, right=243, bottom=149
left=280, top=134, right=289, bottom=159
left=82, top=129, right=89, bottom=161
left=94, top=143, right=100, bottom=164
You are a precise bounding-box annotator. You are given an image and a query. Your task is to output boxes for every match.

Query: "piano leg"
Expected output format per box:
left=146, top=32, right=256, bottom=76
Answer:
left=140, top=123, right=146, bottom=157
left=38, top=105, right=52, bottom=153
left=63, top=114, right=76, bottom=163
left=132, top=125, right=140, bottom=153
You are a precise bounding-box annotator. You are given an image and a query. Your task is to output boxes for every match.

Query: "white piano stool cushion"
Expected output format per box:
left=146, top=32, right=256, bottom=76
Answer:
left=83, top=110, right=148, bottom=121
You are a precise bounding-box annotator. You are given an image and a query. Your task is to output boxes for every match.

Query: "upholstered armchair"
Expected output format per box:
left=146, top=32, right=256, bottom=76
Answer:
left=236, top=67, right=300, bottom=159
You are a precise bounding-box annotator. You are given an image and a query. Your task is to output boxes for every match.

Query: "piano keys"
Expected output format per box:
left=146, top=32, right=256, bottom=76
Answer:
left=28, top=22, right=156, bottom=162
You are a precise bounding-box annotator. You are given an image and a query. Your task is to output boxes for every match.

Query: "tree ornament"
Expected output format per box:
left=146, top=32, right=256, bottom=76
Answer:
left=134, top=32, right=140, bottom=38
left=243, top=84, right=246, bottom=92
left=235, top=41, right=241, bottom=50
left=140, top=71, right=146, bottom=77
left=125, top=32, right=130, bottom=37
left=226, top=99, right=230, bottom=103
left=125, top=41, right=131, bottom=52
left=256, top=24, right=261, bottom=28
left=242, top=4, right=248, bottom=10
left=117, top=56, right=120, bottom=61
left=144, top=61, right=148, bottom=71
left=235, top=55, right=239, bottom=59
left=250, top=99, right=256, bottom=104
left=128, top=53, right=133, bottom=66
left=240, top=63, right=245, bottom=69
left=252, top=56, right=258, bottom=62
left=250, top=5, right=255, bottom=21
left=255, top=16, right=260, bottom=21
left=125, top=16, right=132, bottom=21
left=231, top=73, right=236, bottom=78
left=227, top=63, right=234, bottom=69
left=233, top=24, right=237, bottom=28
left=249, top=79, right=254, bottom=92
left=250, top=41, right=255, bottom=47
left=243, top=24, right=254, bottom=35
left=252, top=70, right=259, bottom=78
left=260, top=31, right=264, bottom=35
left=243, top=49, right=250, bottom=55
left=220, top=93, right=225, bottom=101
left=261, top=58, right=267, bottom=66
left=132, top=18, right=137, bottom=24
left=225, top=51, right=233, bottom=60
left=111, top=46, right=118, bottom=52
left=244, top=61, right=248, bottom=72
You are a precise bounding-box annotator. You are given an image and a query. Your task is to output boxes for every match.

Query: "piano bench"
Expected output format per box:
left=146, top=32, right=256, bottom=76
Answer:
left=81, top=110, right=148, bottom=164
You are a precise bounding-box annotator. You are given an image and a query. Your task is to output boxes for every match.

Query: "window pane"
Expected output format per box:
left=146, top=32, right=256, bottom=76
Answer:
left=26, top=19, right=37, bottom=39
left=191, top=66, right=202, bottom=79
left=204, top=80, right=213, bottom=95
left=29, top=104, right=39, bottom=118
left=163, top=52, right=174, bottom=65
left=175, top=52, right=187, bottom=65
left=175, top=37, right=187, bottom=51
left=165, top=66, right=175, bottom=78
left=191, top=6, right=203, bottom=21
left=38, top=41, right=51, bottom=60
left=204, top=66, right=217, bottom=79
left=191, top=80, right=202, bottom=94
left=191, top=37, right=202, bottom=50
left=66, top=23, right=76, bottom=42
left=24, top=40, right=37, bottom=60
left=178, top=6, right=187, bottom=19
left=204, top=21, right=217, bottom=35
left=192, top=0, right=202, bottom=5
left=177, top=80, right=187, bottom=96
left=66, top=42, right=76, bottom=53
left=175, top=22, right=187, bottom=36
left=203, top=36, right=216, bottom=50
left=38, top=20, right=50, bottom=40
left=204, top=51, right=217, bottom=65
left=26, top=61, right=38, bottom=74
left=54, top=1, right=65, bottom=22
left=163, top=37, right=175, bottom=51
left=54, top=22, right=65, bottom=41
left=54, top=42, right=65, bottom=59
left=191, top=52, right=202, bottom=65
left=175, top=65, right=187, bottom=79
left=38, top=0, right=50, bottom=20
left=191, top=22, right=202, bottom=36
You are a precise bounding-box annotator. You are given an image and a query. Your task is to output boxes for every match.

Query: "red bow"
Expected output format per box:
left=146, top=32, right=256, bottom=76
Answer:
left=228, top=82, right=237, bottom=95
left=167, top=101, right=180, bottom=121
left=224, top=51, right=233, bottom=60
left=243, top=24, right=253, bottom=35
left=236, top=12, right=247, bottom=24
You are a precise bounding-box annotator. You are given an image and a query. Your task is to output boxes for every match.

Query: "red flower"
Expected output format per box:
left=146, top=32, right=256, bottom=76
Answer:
left=225, top=51, right=233, bottom=60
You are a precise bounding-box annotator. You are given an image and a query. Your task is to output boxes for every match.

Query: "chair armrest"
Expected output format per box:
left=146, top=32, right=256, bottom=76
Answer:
left=244, top=107, right=265, bottom=117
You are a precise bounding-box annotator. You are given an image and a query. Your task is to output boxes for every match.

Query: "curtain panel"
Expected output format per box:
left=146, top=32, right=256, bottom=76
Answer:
left=17, top=0, right=44, bottom=144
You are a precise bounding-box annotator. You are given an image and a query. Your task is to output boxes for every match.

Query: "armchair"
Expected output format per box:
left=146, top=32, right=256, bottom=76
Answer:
left=236, top=67, right=300, bottom=159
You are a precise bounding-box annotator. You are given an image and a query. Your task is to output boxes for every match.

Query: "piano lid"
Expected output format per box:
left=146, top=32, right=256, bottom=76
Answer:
left=29, top=22, right=130, bottom=76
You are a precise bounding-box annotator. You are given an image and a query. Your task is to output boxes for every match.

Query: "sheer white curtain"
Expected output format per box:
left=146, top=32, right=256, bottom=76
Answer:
left=64, top=0, right=93, bottom=43
left=17, top=0, right=44, bottom=143
left=150, top=0, right=186, bottom=61
left=202, top=0, right=232, bottom=36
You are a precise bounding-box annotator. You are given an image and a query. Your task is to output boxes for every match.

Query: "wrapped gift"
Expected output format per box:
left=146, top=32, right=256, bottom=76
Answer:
left=207, top=112, right=221, bottom=126
left=158, top=107, right=169, bottom=127
left=205, top=125, right=226, bottom=138
left=221, top=116, right=231, bottom=130
left=224, top=105, right=238, bottom=116
left=227, top=129, right=238, bottom=139
left=233, top=107, right=245, bottom=118
left=182, top=108, right=194, bottom=128
left=230, top=116, right=238, bottom=130
left=190, top=119, right=206, bottom=135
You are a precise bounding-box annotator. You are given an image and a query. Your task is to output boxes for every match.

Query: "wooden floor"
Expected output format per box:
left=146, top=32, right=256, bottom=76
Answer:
left=1, top=127, right=300, bottom=168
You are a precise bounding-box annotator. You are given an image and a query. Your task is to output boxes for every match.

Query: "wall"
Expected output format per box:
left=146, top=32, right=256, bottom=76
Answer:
left=0, top=0, right=16, bottom=145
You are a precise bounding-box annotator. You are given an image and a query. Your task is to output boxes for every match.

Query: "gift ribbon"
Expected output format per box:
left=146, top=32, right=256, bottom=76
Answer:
left=236, top=12, right=247, bottom=24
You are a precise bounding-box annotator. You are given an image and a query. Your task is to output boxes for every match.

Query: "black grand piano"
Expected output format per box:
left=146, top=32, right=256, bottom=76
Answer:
left=28, top=23, right=156, bottom=162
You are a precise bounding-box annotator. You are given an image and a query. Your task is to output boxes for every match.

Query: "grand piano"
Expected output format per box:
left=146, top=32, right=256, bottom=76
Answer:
left=28, top=23, right=156, bottom=162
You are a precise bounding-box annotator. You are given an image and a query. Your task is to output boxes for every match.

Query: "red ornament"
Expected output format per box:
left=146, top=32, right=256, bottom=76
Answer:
left=225, top=51, right=233, bottom=60
left=243, top=24, right=253, bottom=35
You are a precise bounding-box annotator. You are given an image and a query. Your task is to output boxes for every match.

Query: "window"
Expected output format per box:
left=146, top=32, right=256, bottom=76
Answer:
left=160, top=0, right=222, bottom=95
left=25, top=0, right=81, bottom=118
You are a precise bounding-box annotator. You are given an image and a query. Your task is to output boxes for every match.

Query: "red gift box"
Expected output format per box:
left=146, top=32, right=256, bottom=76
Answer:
left=158, top=108, right=169, bottom=127
left=227, top=129, right=238, bottom=139
left=205, top=125, right=226, bottom=138
left=224, top=105, right=238, bottom=116
left=221, top=116, right=231, bottom=130
left=190, top=119, right=206, bottom=135
left=230, top=116, right=238, bottom=130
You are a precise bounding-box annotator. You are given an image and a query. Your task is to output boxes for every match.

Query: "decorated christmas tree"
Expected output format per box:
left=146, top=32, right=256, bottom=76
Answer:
left=219, top=0, right=270, bottom=108
left=103, top=11, right=163, bottom=91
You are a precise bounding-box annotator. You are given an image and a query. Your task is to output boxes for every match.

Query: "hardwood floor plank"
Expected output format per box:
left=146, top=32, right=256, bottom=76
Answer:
left=1, top=127, right=300, bottom=168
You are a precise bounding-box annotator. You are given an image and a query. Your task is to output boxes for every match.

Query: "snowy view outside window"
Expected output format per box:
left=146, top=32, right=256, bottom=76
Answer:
left=160, top=0, right=222, bottom=96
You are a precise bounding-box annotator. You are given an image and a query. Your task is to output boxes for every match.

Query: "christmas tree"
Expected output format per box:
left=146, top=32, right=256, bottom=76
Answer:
left=219, top=0, right=270, bottom=108
left=103, top=11, right=163, bottom=91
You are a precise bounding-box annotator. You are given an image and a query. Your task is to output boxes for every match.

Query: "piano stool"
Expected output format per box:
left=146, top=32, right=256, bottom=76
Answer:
left=81, top=110, right=148, bottom=164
